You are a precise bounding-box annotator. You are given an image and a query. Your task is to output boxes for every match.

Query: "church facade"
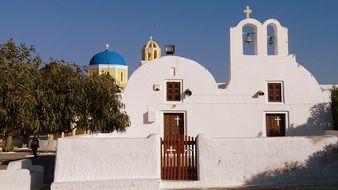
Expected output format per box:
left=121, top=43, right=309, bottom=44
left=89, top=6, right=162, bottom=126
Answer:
left=51, top=7, right=338, bottom=189
left=119, top=8, right=333, bottom=138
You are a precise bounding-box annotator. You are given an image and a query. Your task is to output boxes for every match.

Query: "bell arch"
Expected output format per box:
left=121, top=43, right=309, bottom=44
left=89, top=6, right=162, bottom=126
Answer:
left=267, top=23, right=278, bottom=55
left=242, top=24, right=258, bottom=55
left=263, top=19, right=289, bottom=56
left=154, top=50, right=157, bottom=58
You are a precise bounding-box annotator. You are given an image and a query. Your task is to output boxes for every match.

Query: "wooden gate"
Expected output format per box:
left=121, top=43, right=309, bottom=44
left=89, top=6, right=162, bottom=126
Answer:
left=160, top=135, right=197, bottom=180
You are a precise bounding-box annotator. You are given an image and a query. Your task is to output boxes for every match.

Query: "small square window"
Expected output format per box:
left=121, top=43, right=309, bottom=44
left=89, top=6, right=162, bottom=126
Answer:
left=166, top=82, right=181, bottom=101
left=267, top=83, right=283, bottom=102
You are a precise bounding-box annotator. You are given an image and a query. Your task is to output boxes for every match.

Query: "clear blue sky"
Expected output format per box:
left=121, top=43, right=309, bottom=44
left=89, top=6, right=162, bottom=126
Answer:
left=1, top=0, right=337, bottom=84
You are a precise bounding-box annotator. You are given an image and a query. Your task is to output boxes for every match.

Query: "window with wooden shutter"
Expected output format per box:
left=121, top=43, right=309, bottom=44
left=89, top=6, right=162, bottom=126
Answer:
left=166, top=82, right=181, bottom=101
left=267, top=83, right=282, bottom=102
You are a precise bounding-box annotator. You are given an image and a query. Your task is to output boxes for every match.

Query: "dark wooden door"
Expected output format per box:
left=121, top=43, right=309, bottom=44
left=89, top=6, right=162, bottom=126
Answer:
left=164, top=113, right=184, bottom=137
left=266, top=114, right=286, bottom=137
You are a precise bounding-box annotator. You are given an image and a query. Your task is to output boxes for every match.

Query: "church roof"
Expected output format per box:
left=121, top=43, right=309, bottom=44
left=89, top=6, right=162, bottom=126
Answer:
left=89, top=49, right=126, bottom=65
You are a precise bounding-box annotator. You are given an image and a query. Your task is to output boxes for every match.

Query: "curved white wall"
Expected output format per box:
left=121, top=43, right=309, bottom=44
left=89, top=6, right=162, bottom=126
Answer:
left=118, top=17, right=332, bottom=138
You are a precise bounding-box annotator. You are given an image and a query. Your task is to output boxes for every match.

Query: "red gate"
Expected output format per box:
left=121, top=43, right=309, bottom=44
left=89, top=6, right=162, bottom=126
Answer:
left=160, top=135, right=197, bottom=180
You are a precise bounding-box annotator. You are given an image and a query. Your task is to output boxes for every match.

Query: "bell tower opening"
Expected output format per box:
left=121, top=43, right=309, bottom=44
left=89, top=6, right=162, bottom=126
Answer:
left=242, top=25, right=257, bottom=55
left=267, top=24, right=278, bottom=55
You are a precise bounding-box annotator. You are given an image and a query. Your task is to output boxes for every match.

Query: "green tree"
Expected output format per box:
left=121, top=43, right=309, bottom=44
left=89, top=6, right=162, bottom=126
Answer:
left=38, top=60, right=130, bottom=134
left=332, top=86, right=338, bottom=130
left=0, top=39, right=41, bottom=151
left=38, top=60, right=84, bottom=134
left=76, top=74, right=130, bottom=133
left=0, top=39, right=130, bottom=151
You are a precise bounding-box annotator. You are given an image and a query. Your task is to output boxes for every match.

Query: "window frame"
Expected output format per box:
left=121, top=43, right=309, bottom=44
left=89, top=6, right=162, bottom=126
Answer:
left=165, top=81, right=182, bottom=102
left=266, top=81, right=284, bottom=103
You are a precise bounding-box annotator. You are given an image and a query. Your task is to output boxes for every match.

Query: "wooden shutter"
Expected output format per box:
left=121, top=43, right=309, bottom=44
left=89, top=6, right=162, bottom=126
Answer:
left=268, top=83, right=282, bottom=102
left=167, top=82, right=181, bottom=101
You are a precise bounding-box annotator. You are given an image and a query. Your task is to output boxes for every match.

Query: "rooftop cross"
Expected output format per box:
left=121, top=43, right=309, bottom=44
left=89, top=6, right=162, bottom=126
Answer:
left=244, top=6, right=252, bottom=19
left=105, top=43, right=109, bottom=50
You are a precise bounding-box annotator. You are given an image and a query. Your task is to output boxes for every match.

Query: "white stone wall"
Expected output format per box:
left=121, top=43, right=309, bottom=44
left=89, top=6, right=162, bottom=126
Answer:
left=161, top=135, right=338, bottom=189
left=120, top=55, right=331, bottom=138
left=0, top=169, right=31, bottom=190
left=118, top=17, right=333, bottom=138
left=51, top=134, right=160, bottom=190
left=198, top=135, right=338, bottom=187
left=51, top=134, right=338, bottom=189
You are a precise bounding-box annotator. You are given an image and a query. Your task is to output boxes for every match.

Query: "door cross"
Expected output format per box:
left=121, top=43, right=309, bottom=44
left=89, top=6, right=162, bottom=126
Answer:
left=275, top=116, right=281, bottom=127
left=174, top=116, right=181, bottom=126
left=166, top=146, right=176, bottom=158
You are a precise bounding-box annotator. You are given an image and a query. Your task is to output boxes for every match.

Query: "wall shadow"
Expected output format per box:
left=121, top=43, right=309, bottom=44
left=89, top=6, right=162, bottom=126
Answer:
left=288, top=103, right=333, bottom=136
left=29, top=155, right=55, bottom=185
left=245, top=141, right=338, bottom=185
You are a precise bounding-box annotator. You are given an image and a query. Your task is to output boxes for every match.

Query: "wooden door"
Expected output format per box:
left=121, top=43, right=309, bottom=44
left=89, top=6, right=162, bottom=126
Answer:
left=266, top=114, right=286, bottom=137
left=164, top=113, right=184, bottom=137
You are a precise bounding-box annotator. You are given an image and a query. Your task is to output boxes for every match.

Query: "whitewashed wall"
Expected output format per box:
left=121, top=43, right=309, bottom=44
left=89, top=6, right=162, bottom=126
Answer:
left=51, top=133, right=338, bottom=189
left=161, top=134, right=338, bottom=189
left=0, top=170, right=31, bottom=190
left=118, top=17, right=333, bottom=138
left=198, top=135, right=338, bottom=187
left=51, top=134, right=160, bottom=190
left=121, top=55, right=331, bottom=138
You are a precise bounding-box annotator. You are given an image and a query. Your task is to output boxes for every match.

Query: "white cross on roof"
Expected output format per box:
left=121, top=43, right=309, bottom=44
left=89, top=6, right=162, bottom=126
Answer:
left=244, top=6, right=252, bottom=19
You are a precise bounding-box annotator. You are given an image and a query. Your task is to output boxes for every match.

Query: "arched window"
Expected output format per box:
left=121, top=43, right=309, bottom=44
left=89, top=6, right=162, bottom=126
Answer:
left=154, top=50, right=157, bottom=58
left=267, top=24, right=277, bottom=55
left=242, top=24, right=257, bottom=55
left=120, top=72, right=123, bottom=82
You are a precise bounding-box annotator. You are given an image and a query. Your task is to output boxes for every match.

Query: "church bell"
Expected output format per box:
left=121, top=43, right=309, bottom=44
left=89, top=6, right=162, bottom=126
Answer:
left=268, top=36, right=275, bottom=45
left=245, top=33, right=253, bottom=43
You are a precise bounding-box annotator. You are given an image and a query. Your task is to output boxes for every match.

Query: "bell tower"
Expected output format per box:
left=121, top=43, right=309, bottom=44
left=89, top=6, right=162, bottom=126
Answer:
left=230, top=6, right=289, bottom=59
left=140, top=36, right=161, bottom=66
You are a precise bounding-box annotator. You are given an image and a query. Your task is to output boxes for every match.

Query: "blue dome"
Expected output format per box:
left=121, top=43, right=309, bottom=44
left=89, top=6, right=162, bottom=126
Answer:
left=89, top=50, right=126, bottom=65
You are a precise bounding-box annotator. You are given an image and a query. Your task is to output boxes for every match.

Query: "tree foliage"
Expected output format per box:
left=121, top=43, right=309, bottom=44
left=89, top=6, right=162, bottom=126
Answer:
left=332, top=86, right=338, bottom=130
left=38, top=60, right=84, bottom=134
left=0, top=39, right=130, bottom=151
left=0, top=39, right=41, bottom=150
left=76, top=74, right=129, bottom=133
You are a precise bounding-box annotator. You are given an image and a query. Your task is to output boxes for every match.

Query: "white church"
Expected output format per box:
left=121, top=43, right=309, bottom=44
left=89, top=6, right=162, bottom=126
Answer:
left=118, top=6, right=333, bottom=138
left=50, top=7, right=338, bottom=190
